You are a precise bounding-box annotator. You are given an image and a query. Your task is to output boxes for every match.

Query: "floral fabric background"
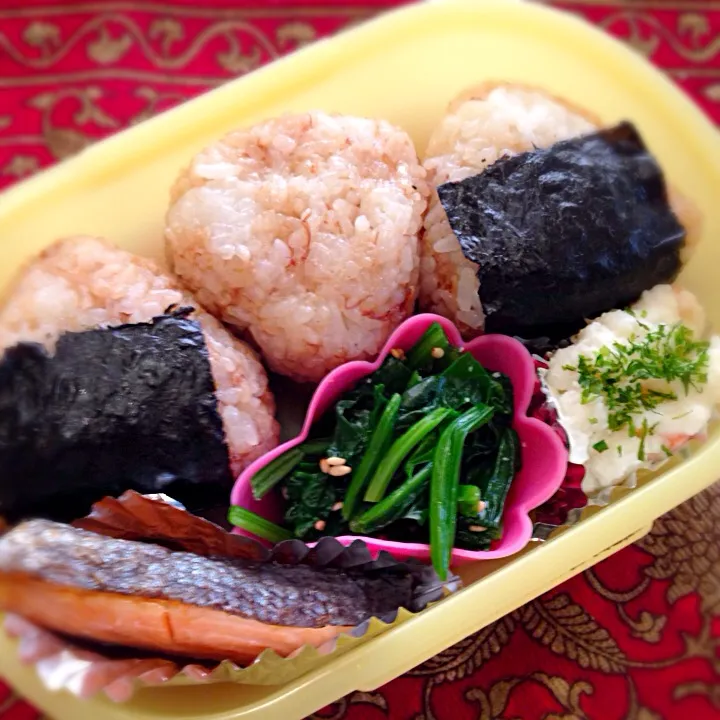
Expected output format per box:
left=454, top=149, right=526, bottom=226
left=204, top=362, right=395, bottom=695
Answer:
left=0, top=1, right=719, bottom=718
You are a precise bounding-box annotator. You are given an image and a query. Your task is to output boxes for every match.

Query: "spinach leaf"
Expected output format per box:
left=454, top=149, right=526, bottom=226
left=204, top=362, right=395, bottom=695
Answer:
left=437, top=345, right=464, bottom=372
left=441, top=375, right=492, bottom=412
left=285, top=381, right=396, bottom=538
left=327, top=383, right=386, bottom=466
left=439, top=352, right=492, bottom=391
left=284, top=468, right=336, bottom=538
left=462, top=458, right=496, bottom=490
left=475, top=428, right=520, bottom=537
left=442, top=354, right=511, bottom=413
left=394, top=369, right=493, bottom=432
left=402, top=499, right=429, bottom=525
left=283, top=462, right=354, bottom=540
left=461, top=425, right=501, bottom=488
left=372, top=356, right=413, bottom=395
left=404, top=433, right=437, bottom=479
left=281, top=359, right=413, bottom=539
left=406, top=323, right=451, bottom=375
left=228, top=506, right=293, bottom=543
left=365, top=407, right=456, bottom=502
left=489, top=371, right=514, bottom=422
left=395, top=375, right=445, bottom=431
left=443, top=351, right=492, bottom=384
left=455, top=516, right=493, bottom=551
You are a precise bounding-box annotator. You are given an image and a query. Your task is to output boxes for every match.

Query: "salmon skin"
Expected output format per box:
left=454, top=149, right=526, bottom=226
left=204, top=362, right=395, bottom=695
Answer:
left=0, top=520, right=413, bottom=628
left=0, top=575, right=350, bottom=664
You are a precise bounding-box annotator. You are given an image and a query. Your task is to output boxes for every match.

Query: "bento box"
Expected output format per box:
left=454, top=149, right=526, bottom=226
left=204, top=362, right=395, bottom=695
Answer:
left=1, top=0, right=720, bottom=718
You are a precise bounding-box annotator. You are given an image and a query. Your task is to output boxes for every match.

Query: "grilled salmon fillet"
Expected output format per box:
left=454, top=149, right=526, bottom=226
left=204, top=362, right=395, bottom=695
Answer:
left=0, top=519, right=414, bottom=663
left=0, top=575, right=347, bottom=664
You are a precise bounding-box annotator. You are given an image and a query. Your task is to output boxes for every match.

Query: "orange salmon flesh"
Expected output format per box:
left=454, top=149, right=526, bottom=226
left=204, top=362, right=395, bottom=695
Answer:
left=0, top=573, right=350, bottom=664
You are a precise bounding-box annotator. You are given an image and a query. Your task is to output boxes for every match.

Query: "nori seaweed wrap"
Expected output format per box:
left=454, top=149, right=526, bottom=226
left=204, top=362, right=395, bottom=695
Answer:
left=0, top=307, right=233, bottom=522
left=437, top=122, right=686, bottom=340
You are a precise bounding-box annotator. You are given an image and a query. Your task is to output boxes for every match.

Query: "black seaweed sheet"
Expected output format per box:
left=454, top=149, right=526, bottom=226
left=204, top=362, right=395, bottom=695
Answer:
left=437, top=122, right=686, bottom=340
left=0, top=307, right=232, bottom=522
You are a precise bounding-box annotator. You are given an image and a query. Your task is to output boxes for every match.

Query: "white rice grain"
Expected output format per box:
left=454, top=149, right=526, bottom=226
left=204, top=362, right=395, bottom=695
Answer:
left=0, top=236, right=279, bottom=475
left=165, top=112, right=430, bottom=383
left=419, top=84, right=597, bottom=337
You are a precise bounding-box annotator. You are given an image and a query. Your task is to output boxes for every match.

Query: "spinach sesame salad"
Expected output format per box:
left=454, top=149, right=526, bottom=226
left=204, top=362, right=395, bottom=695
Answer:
left=229, top=323, right=521, bottom=580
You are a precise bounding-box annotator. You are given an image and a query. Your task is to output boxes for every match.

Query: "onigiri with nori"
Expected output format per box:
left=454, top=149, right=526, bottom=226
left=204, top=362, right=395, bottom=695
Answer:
left=437, top=122, right=687, bottom=339
left=165, top=111, right=430, bottom=383
left=419, top=85, right=598, bottom=337
left=0, top=236, right=279, bottom=511
left=419, top=84, right=700, bottom=347
left=0, top=307, right=236, bottom=521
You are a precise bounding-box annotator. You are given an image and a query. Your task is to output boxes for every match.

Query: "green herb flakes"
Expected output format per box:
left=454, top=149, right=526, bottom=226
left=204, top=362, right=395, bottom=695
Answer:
left=567, top=321, right=709, bottom=458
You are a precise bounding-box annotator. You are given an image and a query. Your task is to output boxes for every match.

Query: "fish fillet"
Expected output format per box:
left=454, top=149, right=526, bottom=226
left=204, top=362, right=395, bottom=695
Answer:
left=0, top=519, right=415, bottom=663
left=0, top=574, right=347, bottom=664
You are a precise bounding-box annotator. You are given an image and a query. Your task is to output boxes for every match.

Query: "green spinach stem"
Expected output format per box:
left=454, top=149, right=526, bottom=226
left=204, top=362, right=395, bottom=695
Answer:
left=430, top=404, right=494, bottom=579
left=476, top=428, right=518, bottom=537
left=406, top=323, right=449, bottom=370
left=227, top=506, right=292, bottom=544
left=364, top=407, right=455, bottom=503
left=350, top=464, right=432, bottom=534
left=251, top=447, right=305, bottom=500
left=343, top=393, right=402, bottom=520
left=457, top=484, right=481, bottom=517
left=250, top=438, right=331, bottom=501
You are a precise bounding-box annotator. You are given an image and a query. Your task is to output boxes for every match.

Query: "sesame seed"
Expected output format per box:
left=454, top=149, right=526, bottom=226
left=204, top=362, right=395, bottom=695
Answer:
left=326, top=456, right=346, bottom=466
left=390, top=348, right=406, bottom=361
left=477, top=501, right=487, bottom=513
left=469, top=525, right=487, bottom=532
left=328, top=465, right=352, bottom=477
left=314, top=520, right=326, bottom=532
left=332, top=502, right=344, bottom=512
left=319, top=458, right=330, bottom=474
left=431, top=347, right=445, bottom=359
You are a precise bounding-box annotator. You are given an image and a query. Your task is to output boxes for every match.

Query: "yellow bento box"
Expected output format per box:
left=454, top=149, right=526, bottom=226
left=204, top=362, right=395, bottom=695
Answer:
left=1, top=0, right=720, bottom=718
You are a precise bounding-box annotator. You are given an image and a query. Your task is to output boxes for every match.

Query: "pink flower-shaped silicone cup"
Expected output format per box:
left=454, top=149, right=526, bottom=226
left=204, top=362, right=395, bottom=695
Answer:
left=231, top=314, right=568, bottom=565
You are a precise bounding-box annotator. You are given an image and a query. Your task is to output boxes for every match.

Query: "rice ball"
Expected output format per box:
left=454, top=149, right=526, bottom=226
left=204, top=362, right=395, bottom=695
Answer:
left=419, top=84, right=597, bottom=338
left=165, top=111, right=429, bottom=383
left=0, top=235, right=279, bottom=475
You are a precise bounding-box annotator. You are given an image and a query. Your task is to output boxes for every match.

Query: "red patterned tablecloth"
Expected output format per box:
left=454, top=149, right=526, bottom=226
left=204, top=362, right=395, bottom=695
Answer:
left=0, top=2, right=719, bottom=718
